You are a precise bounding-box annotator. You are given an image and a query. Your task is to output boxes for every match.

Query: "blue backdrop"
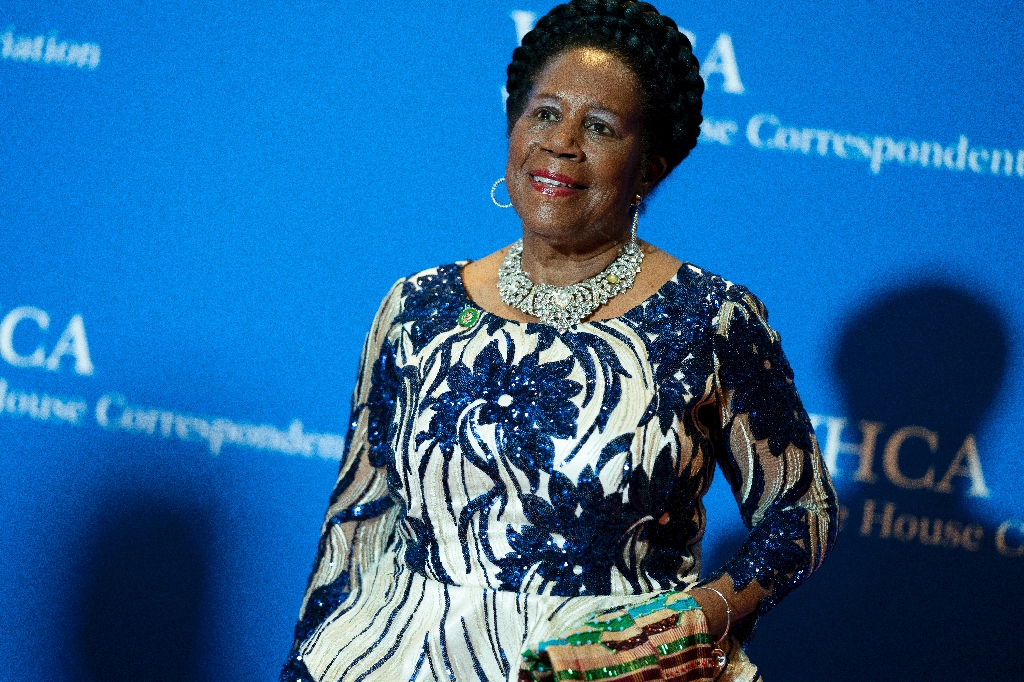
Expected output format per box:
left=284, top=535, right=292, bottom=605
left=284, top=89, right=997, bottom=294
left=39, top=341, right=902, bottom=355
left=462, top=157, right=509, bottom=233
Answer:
left=2, top=2, right=1022, bottom=680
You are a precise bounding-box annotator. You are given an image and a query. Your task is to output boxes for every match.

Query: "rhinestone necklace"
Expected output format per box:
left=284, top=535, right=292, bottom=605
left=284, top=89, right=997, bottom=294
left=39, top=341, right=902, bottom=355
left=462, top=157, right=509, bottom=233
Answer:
left=497, top=239, right=644, bottom=333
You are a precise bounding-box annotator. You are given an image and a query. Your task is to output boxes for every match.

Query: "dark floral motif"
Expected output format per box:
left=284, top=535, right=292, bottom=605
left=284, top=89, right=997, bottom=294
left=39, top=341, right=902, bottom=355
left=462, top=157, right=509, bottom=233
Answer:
left=594, top=433, right=634, bottom=473
left=705, top=503, right=814, bottom=645
left=402, top=515, right=456, bottom=584
left=290, top=574, right=350, bottom=646
left=515, top=326, right=636, bottom=463
left=496, top=466, right=635, bottom=596
left=481, top=309, right=510, bottom=336
left=620, top=445, right=705, bottom=589
left=702, top=446, right=826, bottom=643
left=622, top=270, right=716, bottom=434
left=715, top=286, right=815, bottom=457
left=395, top=264, right=469, bottom=353
left=417, top=338, right=582, bottom=490
left=364, top=341, right=399, bottom=468
left=285, top=261, right=839, bottom=674
left=560, top=330, right=633, bottom=434
left=720, top=504, right=812, bottom=599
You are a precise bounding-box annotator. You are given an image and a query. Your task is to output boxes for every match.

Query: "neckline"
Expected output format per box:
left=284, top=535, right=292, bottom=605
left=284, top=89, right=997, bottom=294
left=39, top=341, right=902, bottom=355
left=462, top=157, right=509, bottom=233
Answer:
left=455, top=260, right=690, bottom=328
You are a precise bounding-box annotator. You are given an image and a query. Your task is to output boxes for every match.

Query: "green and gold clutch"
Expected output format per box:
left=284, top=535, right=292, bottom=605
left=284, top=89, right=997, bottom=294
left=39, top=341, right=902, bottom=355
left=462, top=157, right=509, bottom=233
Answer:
left=520, top=592, right=717, bottom=682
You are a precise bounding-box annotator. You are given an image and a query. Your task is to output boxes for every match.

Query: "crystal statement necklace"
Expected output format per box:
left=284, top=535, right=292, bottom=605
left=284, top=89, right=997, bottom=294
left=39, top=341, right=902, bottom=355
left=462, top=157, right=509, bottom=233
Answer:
left=497, top=238, right=644, bottom=333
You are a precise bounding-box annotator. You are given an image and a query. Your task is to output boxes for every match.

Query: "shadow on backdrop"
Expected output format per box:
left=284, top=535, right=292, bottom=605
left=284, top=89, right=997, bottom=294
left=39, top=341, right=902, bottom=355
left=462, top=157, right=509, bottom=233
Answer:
left=77, top=496, right=211, bottom=682
left=747, top=282, right=1021, bottom=681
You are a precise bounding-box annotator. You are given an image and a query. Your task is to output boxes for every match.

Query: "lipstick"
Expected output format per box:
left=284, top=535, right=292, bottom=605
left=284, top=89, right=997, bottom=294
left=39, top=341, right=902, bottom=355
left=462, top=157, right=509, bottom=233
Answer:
left=528, top=169, right=585, bottom=197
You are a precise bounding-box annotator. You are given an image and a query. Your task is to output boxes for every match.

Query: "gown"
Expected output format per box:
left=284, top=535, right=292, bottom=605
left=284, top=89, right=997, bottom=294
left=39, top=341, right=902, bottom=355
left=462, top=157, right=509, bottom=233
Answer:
left=281, top=261, right=838, bottom=682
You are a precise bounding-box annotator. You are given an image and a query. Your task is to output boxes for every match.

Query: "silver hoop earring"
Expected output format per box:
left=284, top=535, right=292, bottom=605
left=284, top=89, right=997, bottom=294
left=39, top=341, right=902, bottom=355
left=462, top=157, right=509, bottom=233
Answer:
left=630, top=194, right=642, bottom=245
left=491, top=177, right=513, bottom=209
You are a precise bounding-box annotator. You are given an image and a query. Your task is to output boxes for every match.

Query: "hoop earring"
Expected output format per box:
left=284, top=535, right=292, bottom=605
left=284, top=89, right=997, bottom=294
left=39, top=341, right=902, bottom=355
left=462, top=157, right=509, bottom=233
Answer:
left=491, top=177, right=513, bottom=209
left=630, top=194, right=642, bottom=245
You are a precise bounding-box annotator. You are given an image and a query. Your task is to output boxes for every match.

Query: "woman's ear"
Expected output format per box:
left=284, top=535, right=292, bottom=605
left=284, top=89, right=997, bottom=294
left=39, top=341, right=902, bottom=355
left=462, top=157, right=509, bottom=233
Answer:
left=639, top=154, right=668, bottom=196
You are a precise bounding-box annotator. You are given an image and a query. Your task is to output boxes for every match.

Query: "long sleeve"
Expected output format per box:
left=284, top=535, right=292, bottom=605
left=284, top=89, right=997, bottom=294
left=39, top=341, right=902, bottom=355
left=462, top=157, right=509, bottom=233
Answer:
left=285, top=279, right=406, bottom=658
left=706, top=284, right=838, bottom=642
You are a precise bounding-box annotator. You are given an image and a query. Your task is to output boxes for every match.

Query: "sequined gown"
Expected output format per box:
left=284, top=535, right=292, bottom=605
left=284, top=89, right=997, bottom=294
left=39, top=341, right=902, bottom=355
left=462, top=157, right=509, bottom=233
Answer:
left=281, top=262, right=838, bottom=682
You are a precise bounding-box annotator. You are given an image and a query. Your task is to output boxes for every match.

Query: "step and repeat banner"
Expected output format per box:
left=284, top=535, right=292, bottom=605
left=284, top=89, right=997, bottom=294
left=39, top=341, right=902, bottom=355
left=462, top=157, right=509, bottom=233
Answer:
left=2, top=1, right=1022, bottom=680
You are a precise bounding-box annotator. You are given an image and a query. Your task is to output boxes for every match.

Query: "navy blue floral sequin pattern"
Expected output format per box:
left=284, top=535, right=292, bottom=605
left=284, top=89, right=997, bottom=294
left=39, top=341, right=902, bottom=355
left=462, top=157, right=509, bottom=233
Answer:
left=709, top=285, right=836, bottom=611
left=283, top=263, right=838, bottom=682
left=394, top=264, right=468, bottom=353
left=418, top=339, right=582, bottom=487
left=716, top=286, right=815, bottom=457
left=496, top=465, right=634, bottom=596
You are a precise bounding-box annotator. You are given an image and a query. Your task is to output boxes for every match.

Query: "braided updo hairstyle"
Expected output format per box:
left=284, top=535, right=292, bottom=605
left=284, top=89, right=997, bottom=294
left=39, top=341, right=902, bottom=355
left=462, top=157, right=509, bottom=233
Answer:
left=505, top=0, right=704, bottom=176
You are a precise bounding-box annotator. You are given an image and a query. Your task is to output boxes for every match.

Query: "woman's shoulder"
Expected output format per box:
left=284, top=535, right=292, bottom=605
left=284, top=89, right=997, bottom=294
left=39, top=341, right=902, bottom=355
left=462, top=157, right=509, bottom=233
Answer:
left=368, top=262, right=467, bottom=309
left=375, top=262, right=469, bottom=338
left=658, top=259, right=757, bottom=309
left=667, top=263, right=783, bottom=356
left=394, top=262, right=467, bottom=299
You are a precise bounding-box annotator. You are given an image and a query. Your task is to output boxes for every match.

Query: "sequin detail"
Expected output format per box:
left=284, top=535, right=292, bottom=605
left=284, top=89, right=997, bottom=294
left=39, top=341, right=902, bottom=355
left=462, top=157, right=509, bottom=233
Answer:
left=283, top=262, right=838, bottom=682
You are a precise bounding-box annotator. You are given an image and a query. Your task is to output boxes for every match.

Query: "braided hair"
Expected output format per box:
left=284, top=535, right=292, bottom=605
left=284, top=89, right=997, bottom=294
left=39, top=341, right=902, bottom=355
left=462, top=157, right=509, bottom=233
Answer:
left=505, top=0, right=704, bottom=175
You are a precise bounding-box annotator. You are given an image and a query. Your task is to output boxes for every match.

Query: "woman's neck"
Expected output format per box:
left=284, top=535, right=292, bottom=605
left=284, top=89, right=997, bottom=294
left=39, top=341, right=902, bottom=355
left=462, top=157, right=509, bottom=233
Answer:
left=519, top=230, right=630, bottom=287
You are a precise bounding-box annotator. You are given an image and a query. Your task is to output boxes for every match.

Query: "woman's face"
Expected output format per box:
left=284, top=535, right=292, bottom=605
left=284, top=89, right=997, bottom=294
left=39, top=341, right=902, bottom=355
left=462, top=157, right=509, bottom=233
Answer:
left=506, top=47, right=664, bottom=249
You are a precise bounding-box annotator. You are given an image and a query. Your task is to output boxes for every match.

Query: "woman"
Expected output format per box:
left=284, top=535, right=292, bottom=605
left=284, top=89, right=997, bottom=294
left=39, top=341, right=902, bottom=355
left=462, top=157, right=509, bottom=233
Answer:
left=282, top=2, right=837, bottom=681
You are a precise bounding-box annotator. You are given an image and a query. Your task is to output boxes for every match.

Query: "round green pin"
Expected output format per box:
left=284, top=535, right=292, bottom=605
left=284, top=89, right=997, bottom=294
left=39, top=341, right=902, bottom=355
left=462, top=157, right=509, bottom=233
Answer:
left=457, top=307, right=480, bottom=328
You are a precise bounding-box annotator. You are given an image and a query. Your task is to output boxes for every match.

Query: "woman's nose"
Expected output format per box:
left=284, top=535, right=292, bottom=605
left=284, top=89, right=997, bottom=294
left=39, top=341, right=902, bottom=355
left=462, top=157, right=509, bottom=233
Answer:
left=541, top=123, right=584, bottom=160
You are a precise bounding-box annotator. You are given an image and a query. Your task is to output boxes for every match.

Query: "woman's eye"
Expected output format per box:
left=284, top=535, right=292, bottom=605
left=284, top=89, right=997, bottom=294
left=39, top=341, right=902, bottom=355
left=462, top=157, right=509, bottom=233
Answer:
left=587, top=121, right=611, bottom=135
left=536, top=109, right=556, bottom=121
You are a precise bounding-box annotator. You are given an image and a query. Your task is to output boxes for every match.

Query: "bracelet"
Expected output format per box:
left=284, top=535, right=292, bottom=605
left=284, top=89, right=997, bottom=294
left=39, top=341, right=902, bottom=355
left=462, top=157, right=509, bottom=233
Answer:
left=693, top=586, right=731, bottom=643
left=693, top=586, right=731, bottom=669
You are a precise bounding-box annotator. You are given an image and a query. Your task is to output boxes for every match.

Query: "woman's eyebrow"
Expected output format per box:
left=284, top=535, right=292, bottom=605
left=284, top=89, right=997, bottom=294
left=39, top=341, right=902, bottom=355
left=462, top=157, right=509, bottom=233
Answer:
left=532, top=92, right=626, bottom=120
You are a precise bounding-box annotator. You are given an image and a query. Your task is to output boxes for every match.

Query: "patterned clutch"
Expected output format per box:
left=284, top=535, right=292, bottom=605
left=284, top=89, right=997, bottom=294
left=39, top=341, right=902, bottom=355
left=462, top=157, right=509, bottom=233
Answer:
left=520, top=592, right=717, bottom=682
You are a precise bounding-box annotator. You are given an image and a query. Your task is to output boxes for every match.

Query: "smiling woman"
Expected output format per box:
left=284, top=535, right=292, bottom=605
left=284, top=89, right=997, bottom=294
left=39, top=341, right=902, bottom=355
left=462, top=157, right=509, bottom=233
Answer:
left=281, top=3, right=837, bottom=682
left=508, top=49, right=652, bottom=248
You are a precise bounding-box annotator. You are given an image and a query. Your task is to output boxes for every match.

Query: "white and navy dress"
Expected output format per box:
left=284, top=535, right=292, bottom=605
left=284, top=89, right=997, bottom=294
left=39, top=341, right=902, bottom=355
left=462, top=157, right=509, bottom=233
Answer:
left=280, top=262, right=838, bottom=682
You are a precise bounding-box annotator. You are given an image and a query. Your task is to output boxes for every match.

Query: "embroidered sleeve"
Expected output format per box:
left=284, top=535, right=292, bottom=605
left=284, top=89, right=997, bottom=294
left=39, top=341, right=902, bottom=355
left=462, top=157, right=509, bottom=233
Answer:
left=706, top=285, right=838, bottom=641
left=286, top=279, right=406, bottom=652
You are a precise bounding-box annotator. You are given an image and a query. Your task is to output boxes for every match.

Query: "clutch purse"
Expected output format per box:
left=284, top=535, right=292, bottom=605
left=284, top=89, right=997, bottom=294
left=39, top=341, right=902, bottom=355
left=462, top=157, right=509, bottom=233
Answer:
left=520, top=591, right=717, bottom=682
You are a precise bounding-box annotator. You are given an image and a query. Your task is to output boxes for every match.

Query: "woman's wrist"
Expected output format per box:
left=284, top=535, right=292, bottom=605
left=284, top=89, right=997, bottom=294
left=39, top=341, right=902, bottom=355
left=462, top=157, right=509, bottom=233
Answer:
left=693, top=572, right=770, bottom=631
left=692, top=586, right=731, bottom=643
